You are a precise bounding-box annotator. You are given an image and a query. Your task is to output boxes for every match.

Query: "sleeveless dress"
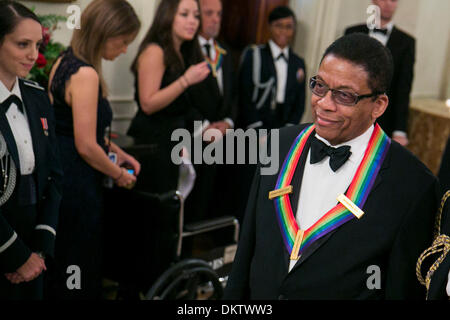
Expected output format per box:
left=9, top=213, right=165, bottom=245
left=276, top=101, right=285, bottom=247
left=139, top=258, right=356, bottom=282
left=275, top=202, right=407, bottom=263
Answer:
left=46, top=47, right=113, bottom=299
left=127, top=49, right=200, bottom=194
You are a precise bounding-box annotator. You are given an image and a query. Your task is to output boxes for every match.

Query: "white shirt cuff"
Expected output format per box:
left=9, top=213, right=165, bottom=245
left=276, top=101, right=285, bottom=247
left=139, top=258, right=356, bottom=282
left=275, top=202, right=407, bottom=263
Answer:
left=247, top=121, right=263, bottom=130
left=392, top=130, right=407, bottom=138
left=223, top=118, right=234, bottom=129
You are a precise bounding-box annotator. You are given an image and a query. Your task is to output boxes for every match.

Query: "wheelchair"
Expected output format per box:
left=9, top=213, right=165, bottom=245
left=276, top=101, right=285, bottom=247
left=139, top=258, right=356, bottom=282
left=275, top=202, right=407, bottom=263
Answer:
left=102, top=136, right=240, bottom=300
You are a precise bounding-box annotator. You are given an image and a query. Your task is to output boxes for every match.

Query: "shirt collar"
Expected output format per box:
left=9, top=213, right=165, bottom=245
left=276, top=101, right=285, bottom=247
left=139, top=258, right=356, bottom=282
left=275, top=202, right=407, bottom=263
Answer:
left=384, top=21, right=394, bottom=33
left=315, top=124, right=375, bottom=164
left=269, top=40, right=289, bottom=60
left=0, top=77, right=22, bottom=104
left=198, top=35, right=215, bottom=47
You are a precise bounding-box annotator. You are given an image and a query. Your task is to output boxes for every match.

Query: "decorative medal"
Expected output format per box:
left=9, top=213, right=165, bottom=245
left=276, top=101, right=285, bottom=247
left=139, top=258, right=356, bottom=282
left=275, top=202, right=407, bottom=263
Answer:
left=273, top=124, right=390, bottom=262
left=205, top=41, right=227, bottom=78
left=40, top=117, right=49, bottom=136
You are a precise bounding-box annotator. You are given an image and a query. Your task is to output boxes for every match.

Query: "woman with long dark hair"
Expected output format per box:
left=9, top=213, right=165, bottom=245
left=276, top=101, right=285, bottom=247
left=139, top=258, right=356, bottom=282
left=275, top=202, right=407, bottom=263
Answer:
left=0, top=0, right=63, bottom=300
left=46, top=0, right=141, bottom=299
left=127, top=0, right=210, bottom=193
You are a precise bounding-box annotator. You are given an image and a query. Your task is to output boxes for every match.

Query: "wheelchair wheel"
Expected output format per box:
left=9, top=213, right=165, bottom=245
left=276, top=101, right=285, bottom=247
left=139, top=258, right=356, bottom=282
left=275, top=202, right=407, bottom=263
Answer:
left=145, top=259, right=223, bottom=300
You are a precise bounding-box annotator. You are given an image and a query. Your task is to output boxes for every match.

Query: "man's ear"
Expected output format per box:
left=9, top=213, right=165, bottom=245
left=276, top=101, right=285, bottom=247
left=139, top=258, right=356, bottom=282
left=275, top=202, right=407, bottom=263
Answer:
left=372, top=94, right=389, bottom=120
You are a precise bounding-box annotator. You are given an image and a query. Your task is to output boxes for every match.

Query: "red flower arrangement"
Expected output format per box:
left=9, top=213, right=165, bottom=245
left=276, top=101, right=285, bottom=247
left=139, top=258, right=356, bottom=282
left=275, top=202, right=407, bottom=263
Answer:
left=28, top=14, right=67, bottom=90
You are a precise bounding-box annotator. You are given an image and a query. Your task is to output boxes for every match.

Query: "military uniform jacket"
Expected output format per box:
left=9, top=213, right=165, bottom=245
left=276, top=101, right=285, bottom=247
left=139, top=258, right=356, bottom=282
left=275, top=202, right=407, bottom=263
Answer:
left=0, top=79, right=63, bottom=273
left=224, top=124, right=439, bottom=299
left=238, top=43, right=306, bottom=129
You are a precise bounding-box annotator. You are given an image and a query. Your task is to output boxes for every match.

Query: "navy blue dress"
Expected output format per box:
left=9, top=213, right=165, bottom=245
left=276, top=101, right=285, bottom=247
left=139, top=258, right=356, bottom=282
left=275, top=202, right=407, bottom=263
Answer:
left=46, top=47, right=112, bottom=299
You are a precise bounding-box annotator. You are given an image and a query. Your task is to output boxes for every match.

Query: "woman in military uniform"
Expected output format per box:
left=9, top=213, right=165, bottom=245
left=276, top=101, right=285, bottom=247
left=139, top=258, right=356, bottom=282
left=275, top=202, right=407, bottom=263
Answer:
left=0, top=0, right=63, bottom=300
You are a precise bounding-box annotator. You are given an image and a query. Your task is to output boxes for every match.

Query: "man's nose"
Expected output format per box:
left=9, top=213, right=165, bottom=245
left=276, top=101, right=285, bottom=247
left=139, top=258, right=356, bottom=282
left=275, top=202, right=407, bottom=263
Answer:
left=317, top=90, right=338, bottom=111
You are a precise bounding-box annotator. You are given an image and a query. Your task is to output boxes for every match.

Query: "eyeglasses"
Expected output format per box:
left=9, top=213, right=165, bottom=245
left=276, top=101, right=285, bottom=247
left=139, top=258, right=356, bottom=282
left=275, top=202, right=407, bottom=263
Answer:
left=309, top=76, right=383, bottom=106
left=271, top=22, right=295, bottom=31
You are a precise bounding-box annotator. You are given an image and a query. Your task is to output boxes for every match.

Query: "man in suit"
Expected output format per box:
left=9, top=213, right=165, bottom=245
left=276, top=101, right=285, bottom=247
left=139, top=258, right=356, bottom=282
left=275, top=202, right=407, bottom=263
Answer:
left=224, top=34, right=439, bottom=299
left=238, top=5, right=306, bottom=130
left=185, top=0, right=236, bottom=222
left=0, top=78, right=63, bottom=299
left=345, top=0, right=415, bottom=146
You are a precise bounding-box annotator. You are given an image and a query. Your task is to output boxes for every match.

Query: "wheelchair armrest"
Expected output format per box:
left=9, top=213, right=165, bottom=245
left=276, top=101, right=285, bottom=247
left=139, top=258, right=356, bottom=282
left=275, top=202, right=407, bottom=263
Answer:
left=133, top=189, right=180, bottom=204
left=184, top=216, right=237, bottom=233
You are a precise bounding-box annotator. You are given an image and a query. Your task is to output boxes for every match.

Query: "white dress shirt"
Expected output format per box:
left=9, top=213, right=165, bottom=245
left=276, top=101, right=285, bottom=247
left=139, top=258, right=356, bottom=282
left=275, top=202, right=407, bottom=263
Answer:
left=288, top=125, right=374, bottom=272
left=198, top=35, right=234, bottom=129
left=268, top=40, right=289, bottom=104
left=0, top=78, right=35, bottom=175
left=368, top=22, right=406, bottom=139
left=369, top=21, right=394, bottom=46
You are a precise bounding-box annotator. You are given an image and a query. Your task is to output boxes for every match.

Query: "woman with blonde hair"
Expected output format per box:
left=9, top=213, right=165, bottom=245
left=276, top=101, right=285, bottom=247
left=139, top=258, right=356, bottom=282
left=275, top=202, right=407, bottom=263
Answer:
left=46, top=0, right=141, bottom=299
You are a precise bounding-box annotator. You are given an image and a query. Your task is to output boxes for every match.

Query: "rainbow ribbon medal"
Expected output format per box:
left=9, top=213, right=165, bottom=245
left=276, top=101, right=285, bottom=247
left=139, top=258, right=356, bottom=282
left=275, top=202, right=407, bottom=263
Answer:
left=272, top=124, right=390, bottom=261
left=205, top=41, right=227, bottom=78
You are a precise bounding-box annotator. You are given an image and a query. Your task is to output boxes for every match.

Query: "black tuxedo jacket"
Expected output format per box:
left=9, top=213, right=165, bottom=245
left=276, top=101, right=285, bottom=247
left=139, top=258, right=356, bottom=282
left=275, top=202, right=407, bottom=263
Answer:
left=0, top=79, right=63, bottom=273
left=189, top=41, right=236, bottom=123
left=345, top=25, right=415, bottom=136
left=224, top=123, right=439, bottom=300
left=238, top=43, right=306, bottom=129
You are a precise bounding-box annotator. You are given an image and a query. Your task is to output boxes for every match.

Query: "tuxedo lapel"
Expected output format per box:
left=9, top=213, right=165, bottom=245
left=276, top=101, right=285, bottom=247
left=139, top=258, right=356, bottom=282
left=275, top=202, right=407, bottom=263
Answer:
left=0, top=110, right=20, bottom=172
left=220, top=51, right=230, bottom=99
left=19, top=81, right=45, bottom=180
left=386, top=26, right=398, bottom=51
left=287, top=130, right=339, bottom=271
left=284, top=48, right=297, bottom=100
left=263, top=44, right=278, bottom=84
left=273, top=128, right=314, bottom=267
left=365, top=140, right=391, bottom=196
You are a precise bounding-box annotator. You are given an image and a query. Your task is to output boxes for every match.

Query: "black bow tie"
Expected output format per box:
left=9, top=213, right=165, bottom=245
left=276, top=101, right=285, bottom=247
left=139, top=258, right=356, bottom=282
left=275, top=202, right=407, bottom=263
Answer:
left=373, top=28, right=388, bottom=35
left=276, top=52, right=287, bottom=62
left=1, top=94, right=23, bottom=113
left=310, top=136, right=352, bottom=172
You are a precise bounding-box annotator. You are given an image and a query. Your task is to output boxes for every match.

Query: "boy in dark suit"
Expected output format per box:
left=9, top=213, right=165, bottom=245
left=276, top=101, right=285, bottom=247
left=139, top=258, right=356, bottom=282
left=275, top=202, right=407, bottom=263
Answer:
left=224, top=33, right=439, bottom=300
left=345, top=0, right=415, bottom=147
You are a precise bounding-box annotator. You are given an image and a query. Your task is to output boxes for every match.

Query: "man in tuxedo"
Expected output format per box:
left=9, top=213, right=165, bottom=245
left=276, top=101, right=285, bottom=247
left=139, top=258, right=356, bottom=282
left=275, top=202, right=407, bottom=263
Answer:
left=224, top=34, right=439, bottom=299
left=345, top=0, right=415, bottom=146
left=238, top=5, right=306, bottom=130
left=186, top=0, right=236, bottom=222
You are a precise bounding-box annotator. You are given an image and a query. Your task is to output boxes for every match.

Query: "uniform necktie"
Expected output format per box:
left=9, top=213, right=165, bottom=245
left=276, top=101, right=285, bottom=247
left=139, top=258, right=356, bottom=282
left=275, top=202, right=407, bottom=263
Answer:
left=1, top=94, right=24, bottom=113
left=310, top=136, right=352, bottom=172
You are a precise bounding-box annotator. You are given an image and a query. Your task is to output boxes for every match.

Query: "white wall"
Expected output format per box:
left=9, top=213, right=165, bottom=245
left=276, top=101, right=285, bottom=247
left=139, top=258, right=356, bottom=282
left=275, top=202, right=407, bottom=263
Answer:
left=20, top=0, right=450, bottom=128
left=290, top=0, right=450, bottom=122
left=19, top=0, right=160, bottom=134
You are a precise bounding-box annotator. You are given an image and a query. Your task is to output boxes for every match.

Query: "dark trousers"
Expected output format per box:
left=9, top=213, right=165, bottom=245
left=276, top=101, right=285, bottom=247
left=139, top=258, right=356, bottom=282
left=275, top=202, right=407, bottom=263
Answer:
left=0, top=273, right=43, bottom=300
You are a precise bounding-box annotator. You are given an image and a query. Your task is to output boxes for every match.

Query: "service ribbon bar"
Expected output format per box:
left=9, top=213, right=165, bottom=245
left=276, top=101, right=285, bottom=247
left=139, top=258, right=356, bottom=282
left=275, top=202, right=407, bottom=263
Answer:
left=273, top=124, right=390, bottom=259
